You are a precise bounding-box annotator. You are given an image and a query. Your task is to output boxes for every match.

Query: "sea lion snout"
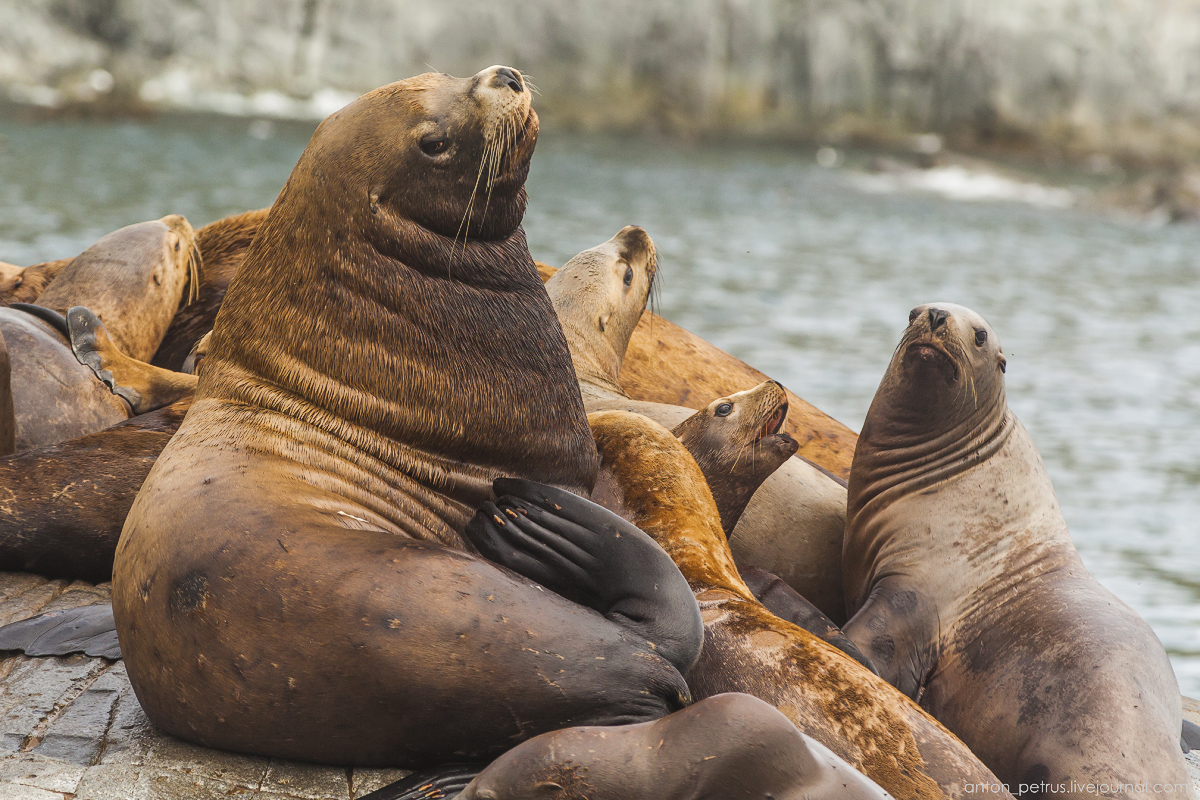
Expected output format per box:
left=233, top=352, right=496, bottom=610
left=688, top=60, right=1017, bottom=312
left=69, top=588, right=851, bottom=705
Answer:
left=489, top=66, right=525, bottom=93
left=928, top=306, right=949, bottom=330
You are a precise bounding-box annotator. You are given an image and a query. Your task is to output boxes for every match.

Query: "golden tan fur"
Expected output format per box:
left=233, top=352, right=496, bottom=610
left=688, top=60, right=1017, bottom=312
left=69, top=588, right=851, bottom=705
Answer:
left=588, top=409, right=1013, bottom=800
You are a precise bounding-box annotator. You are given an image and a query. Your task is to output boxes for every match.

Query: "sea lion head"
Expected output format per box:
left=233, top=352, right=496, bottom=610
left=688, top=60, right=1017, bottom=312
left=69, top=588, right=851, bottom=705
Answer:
left=204, top=67, right=597, bottom=514
left=287, top=65, right=537, bottom=245
left=546, top=226, right=658, bottom=390
left=672, top=380, right=798, bottom=536
left=851, top=303, right=1010, bottom=514
left=0, top=258, right=72, bottom=306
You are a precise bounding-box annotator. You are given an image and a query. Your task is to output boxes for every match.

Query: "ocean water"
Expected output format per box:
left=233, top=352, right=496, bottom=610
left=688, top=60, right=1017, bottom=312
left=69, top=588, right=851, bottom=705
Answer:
left=0, top=114, right=1197, bottom=695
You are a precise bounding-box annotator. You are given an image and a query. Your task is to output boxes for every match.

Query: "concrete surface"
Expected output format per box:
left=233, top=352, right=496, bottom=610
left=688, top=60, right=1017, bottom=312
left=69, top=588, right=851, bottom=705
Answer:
left=0, top=570, right=1193, bottom=799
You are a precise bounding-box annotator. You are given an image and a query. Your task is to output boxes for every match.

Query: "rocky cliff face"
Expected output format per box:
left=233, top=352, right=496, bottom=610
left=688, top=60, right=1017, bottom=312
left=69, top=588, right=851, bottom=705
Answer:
left=4, top=0, right=1200, bottom=161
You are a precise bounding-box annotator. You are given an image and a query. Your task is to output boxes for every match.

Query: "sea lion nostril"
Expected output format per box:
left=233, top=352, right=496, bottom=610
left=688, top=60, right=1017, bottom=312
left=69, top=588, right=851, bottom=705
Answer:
left=928, top=307, right=948, bottom=330
left=494, top=67, right=524, bottom=93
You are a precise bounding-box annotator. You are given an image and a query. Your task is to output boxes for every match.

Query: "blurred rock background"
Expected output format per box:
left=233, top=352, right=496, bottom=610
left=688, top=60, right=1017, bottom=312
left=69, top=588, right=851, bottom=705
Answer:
left=6, top=0, right=1200, bottom=165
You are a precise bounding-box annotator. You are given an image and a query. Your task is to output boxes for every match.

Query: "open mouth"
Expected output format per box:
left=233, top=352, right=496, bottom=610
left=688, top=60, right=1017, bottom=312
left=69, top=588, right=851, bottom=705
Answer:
left=758, top=401, right=788, bottom=440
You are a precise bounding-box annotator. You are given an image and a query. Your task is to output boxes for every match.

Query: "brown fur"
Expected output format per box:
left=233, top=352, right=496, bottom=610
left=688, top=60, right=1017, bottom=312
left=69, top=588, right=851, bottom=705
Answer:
left=0, top=399, right=188, bottom=582
left=152, top=208, right=270, bottom=371
left=844, top=303, right=1191, bottom=799
left=671, top=380, right=797, bottom=535
left=114, top=67, right=691, bottom=767
left=0, top=258, right=70, bottom=305
left=588, top=409, right=1013, bottom=800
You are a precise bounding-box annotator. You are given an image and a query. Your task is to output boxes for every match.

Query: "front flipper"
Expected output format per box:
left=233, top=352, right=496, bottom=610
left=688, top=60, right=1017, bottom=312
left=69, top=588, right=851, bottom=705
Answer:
left=466, top=477, right=703, bottom=676
left=10, top=303, right=69, bottom=339
left=68, top=306, right=197, bottom=414
left=1182, top=719, right=1200, bottom=753
left=740, top=565, right=879, bottom=675
left=0, top=603, right=120, bottom=660
left=842, top=579, right=939, bottom=700
left=360, top=764, right=482, bottom=800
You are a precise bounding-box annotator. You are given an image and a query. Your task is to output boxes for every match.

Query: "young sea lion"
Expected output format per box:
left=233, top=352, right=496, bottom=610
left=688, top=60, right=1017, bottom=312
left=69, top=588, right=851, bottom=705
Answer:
left=545, top=230, right=851, bottom=620
left=472, top=410, right=1012, bottom=800
left=113, top=67, right=700, bottom=766
left=843, top=303, right=1192, bottom=799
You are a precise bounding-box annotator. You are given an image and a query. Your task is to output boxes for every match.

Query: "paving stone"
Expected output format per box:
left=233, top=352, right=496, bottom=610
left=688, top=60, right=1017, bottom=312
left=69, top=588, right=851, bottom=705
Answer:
left=147, top=735, right=270, bottom=789
left=0, top=575, right=53, bottom=606
left=0, top=657, right=108, bottom=752
left=72, top=763, right=142, bottom=800
left=95, top=666, right=157, bottom=767
left=134, top=764, right=257, bottom=799
left=0, top=583, right=64, bottom=627
left=0, top=781, right=65, bottom=799
left=0, top=751, right=84, bottom=794
left=38, top=584, right=111, bottom=615
left=261, top=759, right=349, bottom=799
left=351, top=767, right=410, bottom=797
left=31, top=665, right=120, bottom=764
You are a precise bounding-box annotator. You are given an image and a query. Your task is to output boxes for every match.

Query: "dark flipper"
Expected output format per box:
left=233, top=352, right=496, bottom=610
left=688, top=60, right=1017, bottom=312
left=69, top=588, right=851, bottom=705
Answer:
left=66, top=306, right=142, bottom=409
left=360, top=764, right=482, bottom=800
left=466, top=477, right=704, bottom=676
left=10, top=303, right=69, bottom=339
left=0, top=603, right=120, bottom=660
left=740, top=566, right=878, bottom=675
left=1182, top=719, right=1200, bottom=753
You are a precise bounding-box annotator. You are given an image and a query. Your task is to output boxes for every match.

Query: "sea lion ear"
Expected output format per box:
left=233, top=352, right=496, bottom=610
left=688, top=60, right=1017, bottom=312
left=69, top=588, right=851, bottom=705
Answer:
left=598, top=313, right=609, bottom=332
left=999, top=355, right=1007, bottom=374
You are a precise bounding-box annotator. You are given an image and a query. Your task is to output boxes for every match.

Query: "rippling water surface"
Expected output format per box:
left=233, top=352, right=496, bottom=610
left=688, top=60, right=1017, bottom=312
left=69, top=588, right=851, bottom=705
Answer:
left=1, top=115, right=1198, bottom=694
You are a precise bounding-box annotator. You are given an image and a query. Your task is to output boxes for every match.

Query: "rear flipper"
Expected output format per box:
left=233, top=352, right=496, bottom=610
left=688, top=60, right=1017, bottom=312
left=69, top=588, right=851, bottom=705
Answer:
left=466, top=477, right=703, bottom=676
left=67, top=306, right=197, bottom=414
left=0, top=602, right=120, bottom=659
left=360, top=764, right=482, bottom=800
left=10, top=303, right=69, bottom=338
left=740, top=565, right=878, bottom=675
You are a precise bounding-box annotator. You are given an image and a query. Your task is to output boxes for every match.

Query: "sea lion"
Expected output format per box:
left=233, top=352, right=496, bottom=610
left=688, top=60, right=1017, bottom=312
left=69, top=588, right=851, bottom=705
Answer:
left=152, top=207, right=270, bottom=371
left=35, top=215, right=200, bottom=362
left=843, top=303, right=1191, bottom=798
left=382, top=694, right=892, bottom=800
left=0, top=399, right=189, bottom=582
left=472, top=411, right=1012, bottom=800
left=113, top=66, right=700, bottom=766
left=670, top=380, right=796, bottom=536
left=0, top=330, right=13, bottom=456
left=0, top=257, right=70, bottom=305
left=545, top=230, right=851, bottom=620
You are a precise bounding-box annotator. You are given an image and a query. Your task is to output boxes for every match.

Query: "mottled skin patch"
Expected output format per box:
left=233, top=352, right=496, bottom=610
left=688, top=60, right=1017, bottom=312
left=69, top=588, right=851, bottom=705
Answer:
left=844, top=303, right=1192, bottom=799
left=588, top=409, right=1011, bottom=800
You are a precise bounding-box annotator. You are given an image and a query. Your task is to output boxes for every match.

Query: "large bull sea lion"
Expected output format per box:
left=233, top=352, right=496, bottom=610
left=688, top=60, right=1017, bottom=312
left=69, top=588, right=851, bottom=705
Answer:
left=545, top=230, right=851, bottom=619
left=843, top=303, right=1191, bottom=798
left=113, top=66, right=701, bottom=766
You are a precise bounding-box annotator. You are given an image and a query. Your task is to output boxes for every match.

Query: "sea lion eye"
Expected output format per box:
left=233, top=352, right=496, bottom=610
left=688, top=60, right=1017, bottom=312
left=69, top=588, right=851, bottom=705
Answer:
left=623, top=265, right=633, bottom=287
left=11, top=277, right=20, bottom=288
left=419, top=134, right=448, bottom=155
left=174, top=241, right=181, bottom=252
left=975, top=329, right=987, bottom=346
left=715, top=402, right=733, bottom=417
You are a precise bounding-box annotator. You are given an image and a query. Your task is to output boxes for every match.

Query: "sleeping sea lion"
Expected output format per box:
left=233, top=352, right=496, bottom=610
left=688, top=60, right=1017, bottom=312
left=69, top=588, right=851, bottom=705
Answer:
left=113, top=66, right=701, bottom=766
left=472, top=410, right=1013, bottom=800
left=35, top=215, right=200, bottom=362
left=386, top=694, right=892, bottom=800
left=545, top=229, right=851, bottom=620
left=843, top=303, right=1192, bottom=798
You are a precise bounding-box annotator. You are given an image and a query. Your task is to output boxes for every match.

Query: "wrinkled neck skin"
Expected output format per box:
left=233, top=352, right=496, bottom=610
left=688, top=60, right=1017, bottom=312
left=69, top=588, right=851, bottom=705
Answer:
left=200, top=166, right=598, bottom=537
left=846, top=357, right=1077, bottom=623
